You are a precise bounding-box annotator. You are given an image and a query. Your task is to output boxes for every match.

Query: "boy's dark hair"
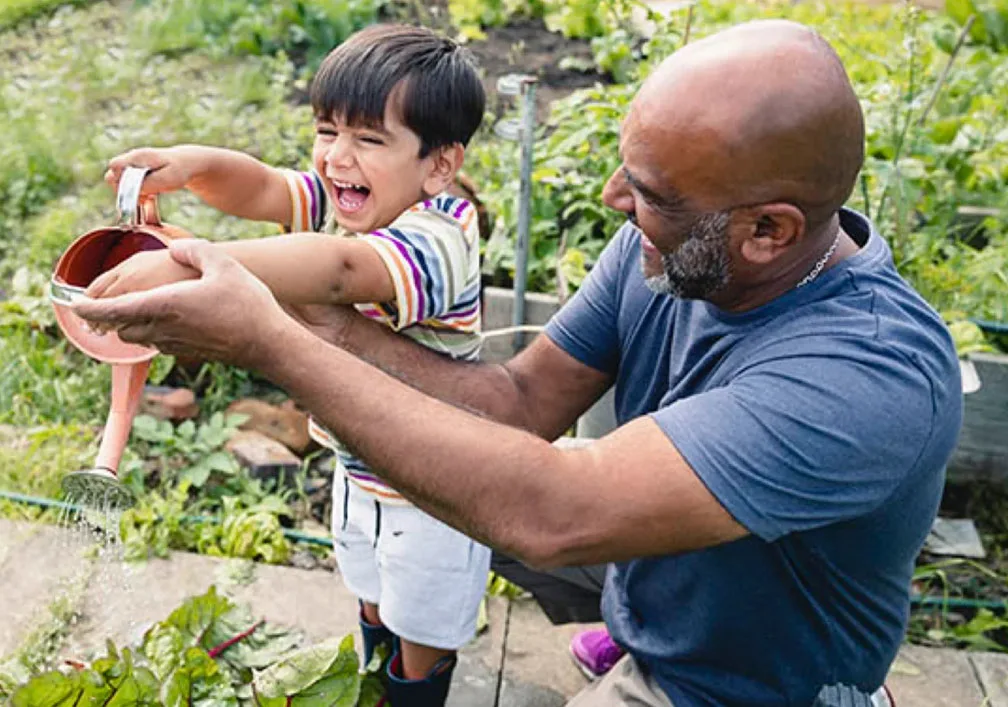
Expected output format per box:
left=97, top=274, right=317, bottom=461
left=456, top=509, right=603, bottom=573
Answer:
left=311, top=24, right=485, bottom=158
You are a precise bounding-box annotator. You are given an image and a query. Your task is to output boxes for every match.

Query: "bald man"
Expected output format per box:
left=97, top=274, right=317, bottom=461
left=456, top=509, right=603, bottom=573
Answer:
left=77, top=20, right=961, bottom=707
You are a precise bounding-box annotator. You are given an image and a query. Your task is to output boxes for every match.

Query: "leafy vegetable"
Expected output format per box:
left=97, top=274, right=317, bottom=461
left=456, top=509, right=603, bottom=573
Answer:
left=8, top=587, right=384, bottom=706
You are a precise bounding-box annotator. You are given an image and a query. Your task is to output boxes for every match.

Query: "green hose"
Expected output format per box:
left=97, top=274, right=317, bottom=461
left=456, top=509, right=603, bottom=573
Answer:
left=973, top=318, right=1008, bottom=335
left=4, top=488, right=1008, bottom=607
left=0, top=488, right=333, bottom=548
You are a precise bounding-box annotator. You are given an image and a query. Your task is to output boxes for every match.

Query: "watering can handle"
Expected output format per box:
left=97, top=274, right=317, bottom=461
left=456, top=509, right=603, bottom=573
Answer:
left=116, top=166, right=161, bottom=227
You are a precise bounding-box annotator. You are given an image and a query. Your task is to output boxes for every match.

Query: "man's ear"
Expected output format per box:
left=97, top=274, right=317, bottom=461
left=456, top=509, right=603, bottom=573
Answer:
left=739, top=203, right=806, bottom=265
left=423, top=143, right=465, bottom=195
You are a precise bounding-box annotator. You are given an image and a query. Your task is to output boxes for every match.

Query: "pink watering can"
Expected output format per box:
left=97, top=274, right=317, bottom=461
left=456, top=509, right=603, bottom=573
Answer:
left=49, top=167, right=190, bottom=510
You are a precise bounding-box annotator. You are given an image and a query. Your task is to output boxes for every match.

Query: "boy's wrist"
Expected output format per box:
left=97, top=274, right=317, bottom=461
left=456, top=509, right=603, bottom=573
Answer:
left=170, top=145, right=212, bottom=190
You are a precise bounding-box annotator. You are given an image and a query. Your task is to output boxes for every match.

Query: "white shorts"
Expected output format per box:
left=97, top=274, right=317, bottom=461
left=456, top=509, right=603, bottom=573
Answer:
left=332, top=473, right=492, bottom=650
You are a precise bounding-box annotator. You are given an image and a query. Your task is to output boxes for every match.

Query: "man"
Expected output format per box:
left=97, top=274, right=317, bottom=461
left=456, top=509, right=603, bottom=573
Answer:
left=76, top=19, right=962, bottom=707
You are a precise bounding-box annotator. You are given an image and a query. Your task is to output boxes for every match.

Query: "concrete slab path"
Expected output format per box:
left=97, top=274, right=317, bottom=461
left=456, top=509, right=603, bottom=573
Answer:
left=1, top=519, right=1006, bottom=706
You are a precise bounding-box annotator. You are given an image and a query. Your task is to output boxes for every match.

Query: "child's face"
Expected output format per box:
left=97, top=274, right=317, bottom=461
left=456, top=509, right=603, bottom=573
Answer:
left=312, top=100, right=449, bottom=233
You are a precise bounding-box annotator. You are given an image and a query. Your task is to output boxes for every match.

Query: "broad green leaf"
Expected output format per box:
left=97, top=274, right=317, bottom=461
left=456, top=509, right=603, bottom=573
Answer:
left=11, top=671, right=81, bottom=706
left=159, top=586, right=236, bottom=651
left=161, top=648, right=238, bottom=707
left=289, top=669, right=360, bottom=707
left=143, top=625, right=186, bottom=679
left=178, top=419, right=197, bottom=440
left=253, top=635, right=358, bottom=699
left=181, top=463, right=213, bottom=488
left=946, top=0, right=978, bottom=27
left=206, top=450, right=237, bottom=473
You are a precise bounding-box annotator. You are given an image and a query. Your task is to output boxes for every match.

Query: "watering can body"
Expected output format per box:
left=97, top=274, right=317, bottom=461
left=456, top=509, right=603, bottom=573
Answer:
left=49, top=168, right=191, bottom=508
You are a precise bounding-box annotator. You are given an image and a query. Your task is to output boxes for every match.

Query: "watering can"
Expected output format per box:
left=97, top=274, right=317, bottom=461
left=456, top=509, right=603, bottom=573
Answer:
left=49, top=167, right=190, bottom=510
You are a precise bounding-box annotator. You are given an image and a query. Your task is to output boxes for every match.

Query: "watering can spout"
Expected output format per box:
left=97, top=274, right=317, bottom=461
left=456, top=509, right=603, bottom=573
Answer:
left=50, top=167, right=190, bottom=510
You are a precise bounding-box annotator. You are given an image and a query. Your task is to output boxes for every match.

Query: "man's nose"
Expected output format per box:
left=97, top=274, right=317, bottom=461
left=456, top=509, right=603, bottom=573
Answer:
left=602, top=167, right=632, bottom=213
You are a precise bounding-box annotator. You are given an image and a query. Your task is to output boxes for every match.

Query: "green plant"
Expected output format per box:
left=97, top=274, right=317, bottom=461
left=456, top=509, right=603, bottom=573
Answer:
left=946, top=0, right=1008, bottom=51
left=131, top=413, right=247, bottom=490
left=0, top=0, right=95, bottom=37
left=133, top=0, right=384, bottom=76
left=591, top=28, right=637, bottom=82
left=7, top=587, right=383, bottom=705
left=448, top=0, right=637, bottom=41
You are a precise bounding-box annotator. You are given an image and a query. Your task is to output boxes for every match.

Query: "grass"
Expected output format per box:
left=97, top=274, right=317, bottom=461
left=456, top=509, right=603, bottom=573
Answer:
left=0, top=0, right=308, bottom=533
left=0, top=0, right=96, bottom=31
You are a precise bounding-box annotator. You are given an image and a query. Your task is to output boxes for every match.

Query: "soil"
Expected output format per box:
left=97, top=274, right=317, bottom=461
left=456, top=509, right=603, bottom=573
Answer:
left=463, top=18, right=608, bottom=122
left=385, top=3, right=609, bottom=121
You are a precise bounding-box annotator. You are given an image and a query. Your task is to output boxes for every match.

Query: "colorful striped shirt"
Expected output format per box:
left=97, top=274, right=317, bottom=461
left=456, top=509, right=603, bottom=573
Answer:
left=283, top=169, right=482, bottom=503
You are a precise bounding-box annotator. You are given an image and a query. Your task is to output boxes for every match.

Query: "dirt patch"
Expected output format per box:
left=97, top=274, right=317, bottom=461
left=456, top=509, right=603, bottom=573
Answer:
left=385, top=3, right=609, bottom=120
left=464, top=18, right=607, bottom=120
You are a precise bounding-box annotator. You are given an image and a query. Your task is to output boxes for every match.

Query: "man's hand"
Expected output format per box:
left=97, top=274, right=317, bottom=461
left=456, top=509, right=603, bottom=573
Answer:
left=85, top=249, right=200, bottom=300
left=72, top=239, right=289, bottom=371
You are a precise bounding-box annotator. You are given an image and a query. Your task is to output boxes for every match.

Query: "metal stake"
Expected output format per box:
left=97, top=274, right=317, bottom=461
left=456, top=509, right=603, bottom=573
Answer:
left=495, top=74, right=537, bottom=352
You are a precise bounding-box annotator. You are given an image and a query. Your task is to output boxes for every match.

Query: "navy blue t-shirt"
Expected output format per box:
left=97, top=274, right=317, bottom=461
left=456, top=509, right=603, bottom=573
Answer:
left=545, top=210, right=962, bottom=706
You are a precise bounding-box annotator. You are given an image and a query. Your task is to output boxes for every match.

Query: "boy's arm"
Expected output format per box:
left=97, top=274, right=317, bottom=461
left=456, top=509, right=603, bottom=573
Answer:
left=106, top=146, right=294, bottom=226
left=216, top=234, right=395, bottom=305
left=87, top=234, right=395, bottom=307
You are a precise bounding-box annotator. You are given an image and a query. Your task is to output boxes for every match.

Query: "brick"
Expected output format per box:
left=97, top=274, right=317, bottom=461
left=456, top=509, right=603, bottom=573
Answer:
left=140, top=385, right=199, bottom=421
left=227, top=399, right=313, bottom=455
left=225, top=430, right=302, bottom=483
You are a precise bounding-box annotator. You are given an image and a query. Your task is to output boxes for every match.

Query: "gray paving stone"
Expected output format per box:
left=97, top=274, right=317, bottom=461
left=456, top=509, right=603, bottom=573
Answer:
left=971, top=652, right=1008, bottom=707
left=885, top=644, right=985, bottom=707
left=448, top=596, right=508, bottom=707
left=0, top=520, right=93, bottom=659
left=498, top=597, right=603, bottom=706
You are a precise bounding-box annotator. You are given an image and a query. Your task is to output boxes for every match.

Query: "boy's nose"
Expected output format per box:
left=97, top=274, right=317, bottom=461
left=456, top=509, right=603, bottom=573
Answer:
left=325, top=137, right=355, bottom=170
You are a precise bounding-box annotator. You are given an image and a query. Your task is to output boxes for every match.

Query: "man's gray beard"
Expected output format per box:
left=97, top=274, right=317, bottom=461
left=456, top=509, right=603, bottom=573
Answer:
left=644, top=210, right=733, bottom=299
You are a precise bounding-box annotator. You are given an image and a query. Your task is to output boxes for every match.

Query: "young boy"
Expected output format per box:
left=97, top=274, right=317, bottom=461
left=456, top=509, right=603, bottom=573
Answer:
left=90, top=24, right=489, bottom=706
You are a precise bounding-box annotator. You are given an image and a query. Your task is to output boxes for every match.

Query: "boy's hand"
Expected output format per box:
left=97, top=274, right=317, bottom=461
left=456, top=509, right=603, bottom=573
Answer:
left=105, top=147, right=196, bottom=196
left=85, top=249, right=200, bottom=300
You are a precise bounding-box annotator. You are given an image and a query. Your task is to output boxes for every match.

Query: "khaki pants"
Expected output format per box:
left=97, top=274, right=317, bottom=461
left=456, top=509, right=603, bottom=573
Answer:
left=566, top=655, right=674, bottom=707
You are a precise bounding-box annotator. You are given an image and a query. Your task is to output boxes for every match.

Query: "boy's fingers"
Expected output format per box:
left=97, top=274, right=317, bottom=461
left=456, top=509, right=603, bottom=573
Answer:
left=85, top=269, right=116, bottom=298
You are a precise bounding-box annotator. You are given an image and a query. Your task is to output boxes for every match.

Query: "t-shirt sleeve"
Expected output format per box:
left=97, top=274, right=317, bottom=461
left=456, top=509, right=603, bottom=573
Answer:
left=282, top=169, right=328, bottom=232
left=358, top=208, right=473, bottom=330
left=544, top=224, right=633, bottom=375
left=653, top=344, right=939, bottom=542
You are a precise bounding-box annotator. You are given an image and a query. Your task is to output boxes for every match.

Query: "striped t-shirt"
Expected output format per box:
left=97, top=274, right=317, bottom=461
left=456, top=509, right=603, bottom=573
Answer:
left=284, top=169, right=482, bottom=503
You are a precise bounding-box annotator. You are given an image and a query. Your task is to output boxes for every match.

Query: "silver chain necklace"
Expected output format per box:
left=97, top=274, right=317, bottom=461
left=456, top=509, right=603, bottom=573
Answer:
left=795, top=230, right=842, bottom=288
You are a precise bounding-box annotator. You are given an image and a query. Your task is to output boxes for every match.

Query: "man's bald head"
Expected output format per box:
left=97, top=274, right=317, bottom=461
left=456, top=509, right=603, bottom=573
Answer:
left=627, top=19, right=864, bottom=231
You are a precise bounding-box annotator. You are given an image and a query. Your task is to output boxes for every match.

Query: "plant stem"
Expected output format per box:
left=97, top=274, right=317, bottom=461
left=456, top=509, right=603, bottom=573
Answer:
left=207, top=619, right=265, bottom=659
left=916, top=15, right=976, bottom=129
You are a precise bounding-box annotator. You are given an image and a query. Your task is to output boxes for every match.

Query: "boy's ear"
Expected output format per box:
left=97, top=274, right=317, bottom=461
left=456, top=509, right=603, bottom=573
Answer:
left=423, top=143, right=465, bottom=195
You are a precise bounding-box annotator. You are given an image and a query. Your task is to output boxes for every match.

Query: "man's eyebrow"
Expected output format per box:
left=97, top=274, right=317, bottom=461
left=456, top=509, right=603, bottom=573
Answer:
left=623, top=166, right=686, bottom=211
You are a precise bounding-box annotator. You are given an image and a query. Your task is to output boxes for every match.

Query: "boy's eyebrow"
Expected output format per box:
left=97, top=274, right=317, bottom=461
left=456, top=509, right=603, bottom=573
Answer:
left=314, top=116, right=393, bottom=137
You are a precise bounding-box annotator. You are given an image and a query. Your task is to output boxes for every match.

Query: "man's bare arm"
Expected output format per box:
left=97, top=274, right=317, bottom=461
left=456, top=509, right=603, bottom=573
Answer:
left=263, top=315, right=748, bottom=567
left=285, top=303, right=611, bottom=440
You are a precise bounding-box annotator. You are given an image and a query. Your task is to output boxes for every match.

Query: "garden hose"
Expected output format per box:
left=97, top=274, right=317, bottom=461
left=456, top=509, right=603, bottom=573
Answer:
left=973, top=318, right=1008, bottom=335
left=0, top=488, right=333, bottom=548
left=2, top=487, right=1006, bottom=610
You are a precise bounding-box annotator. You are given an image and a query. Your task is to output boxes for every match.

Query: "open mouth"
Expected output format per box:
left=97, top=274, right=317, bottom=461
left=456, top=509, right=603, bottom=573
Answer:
left=333, top=180, right=371, bottom=214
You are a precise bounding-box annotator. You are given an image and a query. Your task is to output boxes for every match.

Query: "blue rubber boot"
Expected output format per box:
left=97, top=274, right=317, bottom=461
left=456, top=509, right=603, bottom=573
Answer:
left=359, top=606, right=395, bottom=669
left=384, top=650, right=457, bottom=707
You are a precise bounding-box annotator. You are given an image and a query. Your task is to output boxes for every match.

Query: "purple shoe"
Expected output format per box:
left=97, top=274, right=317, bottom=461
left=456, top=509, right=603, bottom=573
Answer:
left=569, top=628, right=625, bottom=680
